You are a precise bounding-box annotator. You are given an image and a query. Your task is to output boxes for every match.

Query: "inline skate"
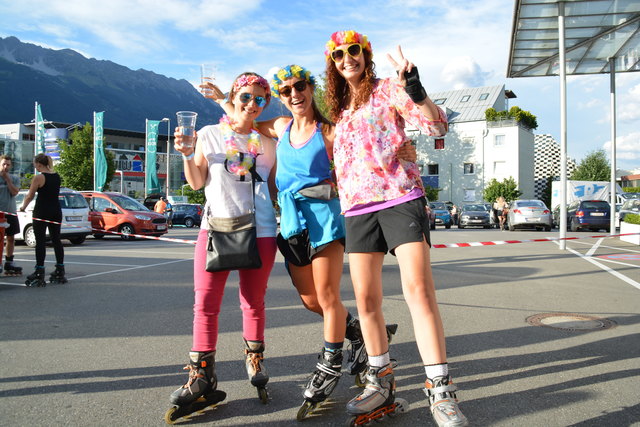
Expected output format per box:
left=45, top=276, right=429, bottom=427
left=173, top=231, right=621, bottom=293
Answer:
left=244, top=339, right=269, bottom=403
left=49, top=264, right=67, bottom=284
left=345, top=363, right=408, bottom=426
left=25, top=266, right=46, bottom=287
left=346, top=320, right=399, bottom=387
left=297, top=348, right=343, bottom=421
left=424, top=375, right=468, bottom=427
left=4, top=256, right=22, bottom=276
left=164, top=351, right=226, bottom=424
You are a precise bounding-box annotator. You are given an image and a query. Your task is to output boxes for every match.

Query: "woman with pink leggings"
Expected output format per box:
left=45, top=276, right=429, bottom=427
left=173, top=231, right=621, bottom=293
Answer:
left=168, top=72, right=277, bottom=417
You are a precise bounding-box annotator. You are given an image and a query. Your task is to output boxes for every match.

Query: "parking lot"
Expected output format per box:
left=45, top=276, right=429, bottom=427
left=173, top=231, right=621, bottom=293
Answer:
left=1, top=227, right=639, bottom=426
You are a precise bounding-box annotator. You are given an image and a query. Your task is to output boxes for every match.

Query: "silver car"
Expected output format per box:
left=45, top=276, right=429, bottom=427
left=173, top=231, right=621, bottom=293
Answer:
left=507, top=200, right=552, bottom=231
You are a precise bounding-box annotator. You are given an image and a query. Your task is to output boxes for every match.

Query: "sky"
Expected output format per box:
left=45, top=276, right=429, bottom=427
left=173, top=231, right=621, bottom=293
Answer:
left=1, top=0, right=638, bottom=172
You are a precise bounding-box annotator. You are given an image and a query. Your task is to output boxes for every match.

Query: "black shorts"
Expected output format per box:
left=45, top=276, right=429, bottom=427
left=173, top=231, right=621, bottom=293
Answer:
left=345, top=198, right=431, bottom=255
left=5, top=214, right=19, bottom=236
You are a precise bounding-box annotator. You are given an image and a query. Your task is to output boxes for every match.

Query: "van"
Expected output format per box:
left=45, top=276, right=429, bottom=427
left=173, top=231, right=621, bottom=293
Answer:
left=81, top=191, right=168, bottom=240
left=15, top=188, right=92, bottom=247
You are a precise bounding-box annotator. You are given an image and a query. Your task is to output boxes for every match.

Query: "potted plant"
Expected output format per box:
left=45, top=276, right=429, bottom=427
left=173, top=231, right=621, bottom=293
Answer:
left=620, top=213, right=640, bottom=245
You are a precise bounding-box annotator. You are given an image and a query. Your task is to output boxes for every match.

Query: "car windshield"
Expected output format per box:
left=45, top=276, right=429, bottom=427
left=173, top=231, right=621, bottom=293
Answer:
left=59, top=193, right=88, bottom=209
left=463, top=204, right=486, bottom=211
left=581, top=201, right=608, bottom=209
left=111, top=194, right=149, bottom=211
left=515, top=201, right=545, bottom=208
left=430, top=203, right=447, bottom=210
left=622, top=200, right=640, bottom=210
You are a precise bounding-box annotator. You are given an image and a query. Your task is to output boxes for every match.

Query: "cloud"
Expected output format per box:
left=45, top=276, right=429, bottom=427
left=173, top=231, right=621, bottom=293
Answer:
left=603, top=131, right=640, bottom=160
left=441, top=56, right=489, bottom=89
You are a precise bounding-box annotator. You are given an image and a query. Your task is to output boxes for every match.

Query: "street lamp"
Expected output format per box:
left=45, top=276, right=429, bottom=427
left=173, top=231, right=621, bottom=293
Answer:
left=161, top=118, right=171, bottom=198
left=181, top=183, right=190, bottom=196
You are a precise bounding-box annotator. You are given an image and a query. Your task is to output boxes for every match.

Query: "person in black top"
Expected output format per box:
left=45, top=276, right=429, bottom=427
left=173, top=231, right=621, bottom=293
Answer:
left=19, top=153, right=67, bottom=286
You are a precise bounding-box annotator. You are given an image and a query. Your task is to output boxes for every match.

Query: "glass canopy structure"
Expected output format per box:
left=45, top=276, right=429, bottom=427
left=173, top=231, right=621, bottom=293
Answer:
left=507, top=0, right=640, bottom=248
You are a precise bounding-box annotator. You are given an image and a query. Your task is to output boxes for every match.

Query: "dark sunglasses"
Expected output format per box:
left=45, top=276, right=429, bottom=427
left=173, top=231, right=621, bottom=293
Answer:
left=278, top=80, right=308, bottom=98
left=330, top=43, right=363, bottom=62
left=238, top=93, right=267, bottom=107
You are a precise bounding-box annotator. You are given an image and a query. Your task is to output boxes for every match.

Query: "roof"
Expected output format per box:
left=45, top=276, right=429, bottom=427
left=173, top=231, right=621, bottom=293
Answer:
left=508, top=0, right=640, bottom=77
left=428, top=85, right=512, bottom=123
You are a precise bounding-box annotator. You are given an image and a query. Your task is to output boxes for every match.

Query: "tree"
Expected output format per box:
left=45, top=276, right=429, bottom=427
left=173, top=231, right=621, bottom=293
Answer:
left=541, top=176, right=554, bottom=209
left=570, top=150, right=610, bottom=181
left=182, top=185, right=205, bottom=205
left=56, top=122, right=116, bottom=190
left=424, top=185, right=440, bottom=202
left=313, top=73, right=330, bottom=120
left=483, top=177, right=522, bottom=203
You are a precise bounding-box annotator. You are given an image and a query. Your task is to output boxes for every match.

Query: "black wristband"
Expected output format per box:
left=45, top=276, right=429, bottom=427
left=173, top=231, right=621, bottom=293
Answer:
left=403, top=67, right=427, bottom=103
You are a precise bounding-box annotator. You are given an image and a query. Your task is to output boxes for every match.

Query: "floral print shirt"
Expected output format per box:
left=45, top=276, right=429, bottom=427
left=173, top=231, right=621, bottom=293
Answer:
left=333, top=77, right=447, bottom=212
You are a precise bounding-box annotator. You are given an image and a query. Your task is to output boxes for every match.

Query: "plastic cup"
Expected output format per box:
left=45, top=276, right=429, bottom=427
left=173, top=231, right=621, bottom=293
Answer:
left=176, top=111, right=198, bottom=148
left=200, top=64, right=215, bottom=97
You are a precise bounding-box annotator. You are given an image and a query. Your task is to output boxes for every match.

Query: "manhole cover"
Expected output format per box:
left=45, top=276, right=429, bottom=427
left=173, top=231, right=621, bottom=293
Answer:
left=526, top=313, right=616, bottom=332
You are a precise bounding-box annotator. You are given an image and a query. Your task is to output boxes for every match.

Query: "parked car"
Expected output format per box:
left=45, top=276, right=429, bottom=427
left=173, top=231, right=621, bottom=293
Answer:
left=565, top=199, right=611, bottom=232
left=171, top=203, right=203, bottom=228
left=618, top=198, right=640, bottom=225
left=143, top=193, right=165, bottom=211
left=81, top=191, right=168, bottom=240
left=458, top=204, right=492, bottom=229
left=425, top=202, right=436, bottom=230
left=507, top=200, right=552, bottom=231
left=14, top=188, right=92, bottom=247
left=429, top=202, right=452, bottom=229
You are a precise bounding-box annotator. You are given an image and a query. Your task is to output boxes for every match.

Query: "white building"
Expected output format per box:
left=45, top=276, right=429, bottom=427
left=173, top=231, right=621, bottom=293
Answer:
left=533, top=134, right=577, bottom=200
left=410, top=85, right=535, bottom=205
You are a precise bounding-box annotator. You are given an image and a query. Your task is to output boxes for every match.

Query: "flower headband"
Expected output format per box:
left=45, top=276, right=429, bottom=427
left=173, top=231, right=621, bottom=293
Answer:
left=271, top=65, right=316, bottom=98
left=325, top=30, right=372, bottom=59
left=233, top=74, right=271, bottom=99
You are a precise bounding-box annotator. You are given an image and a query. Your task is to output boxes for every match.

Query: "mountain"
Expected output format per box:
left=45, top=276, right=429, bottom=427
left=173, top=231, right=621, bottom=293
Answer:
left=0, top=36, right=288, bottom=132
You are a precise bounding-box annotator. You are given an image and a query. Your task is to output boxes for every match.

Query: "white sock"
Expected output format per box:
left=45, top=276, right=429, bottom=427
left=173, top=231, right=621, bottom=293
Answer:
left=425, top=363, right=448, bottom=379
left=368, top=352, right=391, bottom=368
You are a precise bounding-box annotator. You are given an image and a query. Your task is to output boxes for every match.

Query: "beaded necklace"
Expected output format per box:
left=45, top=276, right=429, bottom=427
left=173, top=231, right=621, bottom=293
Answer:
left=219, top=115, right=261, bottom=176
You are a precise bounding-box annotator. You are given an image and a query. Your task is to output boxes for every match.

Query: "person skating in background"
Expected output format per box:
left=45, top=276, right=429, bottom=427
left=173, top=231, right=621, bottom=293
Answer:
left=167, top=72, right=277, bottom=422
left=19, top=153, right=66, bottom=286
left=0, top=155, right=23, bottom=276
left=324, top=30, right=468, bottom=426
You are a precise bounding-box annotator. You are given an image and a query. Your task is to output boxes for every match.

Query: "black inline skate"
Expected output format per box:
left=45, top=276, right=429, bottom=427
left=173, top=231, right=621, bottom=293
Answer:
left=296, top=348, right=343, bottom=421
left=345, top=363, right=408, bottom=426
left=4, top=256, right=22, bottom=276
left=346, top=320, right=399, bottom=387
left=424, top=375, right=468, bottom=427
left=25, top=266, right=46, bottom=287
left=164, top=351, right=226, bottom=424
left=244, top=339, right=269, bottom=403
left=49, top=264, right=67, bottom=284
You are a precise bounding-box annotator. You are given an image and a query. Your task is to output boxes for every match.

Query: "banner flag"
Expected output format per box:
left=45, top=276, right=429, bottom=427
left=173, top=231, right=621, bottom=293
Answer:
left=94, top=112, right=107, bottom=191
left=145, top=119, right=160, bottom=194
left=35, top=102, right=46, bottom=154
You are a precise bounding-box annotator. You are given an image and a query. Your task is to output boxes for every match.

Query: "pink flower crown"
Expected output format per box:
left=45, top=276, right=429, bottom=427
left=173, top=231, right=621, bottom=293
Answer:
left=325, top=30, right=372, bottom=59
left=233, top=74, right=271, bottom=99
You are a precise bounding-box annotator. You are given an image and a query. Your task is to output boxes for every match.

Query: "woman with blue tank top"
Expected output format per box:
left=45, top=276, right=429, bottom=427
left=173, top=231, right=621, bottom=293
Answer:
left=208, top=65, right=415, bottom=414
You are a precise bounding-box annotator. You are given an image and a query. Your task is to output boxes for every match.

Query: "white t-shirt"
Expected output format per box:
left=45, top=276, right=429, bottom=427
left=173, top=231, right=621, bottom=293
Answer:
left=198, top=124, right=277, bottom=238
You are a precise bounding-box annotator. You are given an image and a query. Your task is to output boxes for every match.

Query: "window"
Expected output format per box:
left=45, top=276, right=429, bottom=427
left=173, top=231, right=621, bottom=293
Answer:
left=460, top=95, right=471, bottom=102
left=464, top=163, right=475, bottom=175
left=427, top=164, right=439, bottom=175
left=479, top=93, right=489, bottom=101
left=433, top=98, right=446, bottom=105
left=494, top=134, right=505, bottom=146
left=434, top=138, right=445, bottom=149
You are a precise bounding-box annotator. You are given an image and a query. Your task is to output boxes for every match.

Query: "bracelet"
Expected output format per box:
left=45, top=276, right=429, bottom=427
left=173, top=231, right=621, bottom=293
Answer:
left=182, top=152, right=195, bottom=160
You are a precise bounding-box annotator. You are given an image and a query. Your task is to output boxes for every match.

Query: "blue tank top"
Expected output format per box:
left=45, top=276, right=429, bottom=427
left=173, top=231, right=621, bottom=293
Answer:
left=276, top=120, right=332, bottom=193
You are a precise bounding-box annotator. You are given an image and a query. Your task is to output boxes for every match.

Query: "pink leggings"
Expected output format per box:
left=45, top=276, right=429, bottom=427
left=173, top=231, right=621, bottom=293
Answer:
left=192, top=229, right=277, bottom=352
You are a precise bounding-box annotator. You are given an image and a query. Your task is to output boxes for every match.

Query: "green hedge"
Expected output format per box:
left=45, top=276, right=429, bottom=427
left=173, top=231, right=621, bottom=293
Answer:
left=624, top=213, right=640, bottom=225
left=622, top=187, right=640, bottom=193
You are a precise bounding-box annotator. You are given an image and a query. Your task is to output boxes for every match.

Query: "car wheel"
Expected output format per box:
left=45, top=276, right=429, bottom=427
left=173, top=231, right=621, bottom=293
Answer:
left=93, top=234, right=104, bottom=239
left=445, top=222, right=451, bottom=229
left=544, top=225, right=552, bottom=232
left=69, top=236, right=86, bottom=245
left=119, top=224, right=135, bottom=240
left=458, top=224, right=464, bottom=229
left=24, top=225, right=36, bottom=248
left=185, top=217, right=195, bottom=228
left=570, top=218, right=579, bottom=232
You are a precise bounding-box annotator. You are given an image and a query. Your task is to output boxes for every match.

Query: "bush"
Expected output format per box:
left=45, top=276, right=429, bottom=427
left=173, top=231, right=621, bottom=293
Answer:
left=623, top=187, right=640, bottom=193
left=624, top=213, right=640, bottom=225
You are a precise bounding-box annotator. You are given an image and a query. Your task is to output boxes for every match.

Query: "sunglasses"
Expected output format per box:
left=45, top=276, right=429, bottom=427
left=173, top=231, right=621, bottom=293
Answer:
left=278, top=80, right=308, bottom=98
left=238, top=93, right=267, bottom=108
left=330, top=43, right=363, bottom=62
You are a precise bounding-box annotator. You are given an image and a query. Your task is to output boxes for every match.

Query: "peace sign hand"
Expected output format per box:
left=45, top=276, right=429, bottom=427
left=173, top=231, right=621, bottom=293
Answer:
left=386, top=45, right=415, bottom=86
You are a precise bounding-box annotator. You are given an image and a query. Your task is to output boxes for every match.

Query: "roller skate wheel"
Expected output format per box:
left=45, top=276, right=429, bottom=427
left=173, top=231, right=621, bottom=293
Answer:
left=345, top=415, right=357, bottom=427
left=163, top=406, right=179, bottom=424
left=297, top=400, right=316, bottom=421
left=394, top=397, right=409, bottom=413
left=258, top=387, right=269, bottom=404
left=355, top=370, right=366, bottom=388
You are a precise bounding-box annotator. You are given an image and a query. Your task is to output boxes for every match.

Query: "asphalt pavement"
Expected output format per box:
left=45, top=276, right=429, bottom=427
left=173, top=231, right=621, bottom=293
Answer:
left=1, top=226, right=639, bottom=426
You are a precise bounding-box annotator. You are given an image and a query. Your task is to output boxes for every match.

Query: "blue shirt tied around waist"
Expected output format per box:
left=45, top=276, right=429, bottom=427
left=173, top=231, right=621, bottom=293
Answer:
left=276, top=120, right=345, bottom=248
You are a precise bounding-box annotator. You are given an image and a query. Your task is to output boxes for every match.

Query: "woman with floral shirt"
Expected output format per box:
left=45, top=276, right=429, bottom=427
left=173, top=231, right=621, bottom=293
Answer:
left=324, top=30, right=468, bottom=427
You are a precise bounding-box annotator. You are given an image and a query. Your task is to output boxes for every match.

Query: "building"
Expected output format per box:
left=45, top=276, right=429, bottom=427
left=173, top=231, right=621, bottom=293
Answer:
left=0, top=122, right=177, bottom=198
left=410, top=84, right=535, bottom=205
left=533, top=134, right=577, bottom=200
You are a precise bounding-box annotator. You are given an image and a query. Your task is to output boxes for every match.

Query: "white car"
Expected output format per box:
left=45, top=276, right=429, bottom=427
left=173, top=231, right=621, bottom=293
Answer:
left=14, top=188, right=92, bottom=247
